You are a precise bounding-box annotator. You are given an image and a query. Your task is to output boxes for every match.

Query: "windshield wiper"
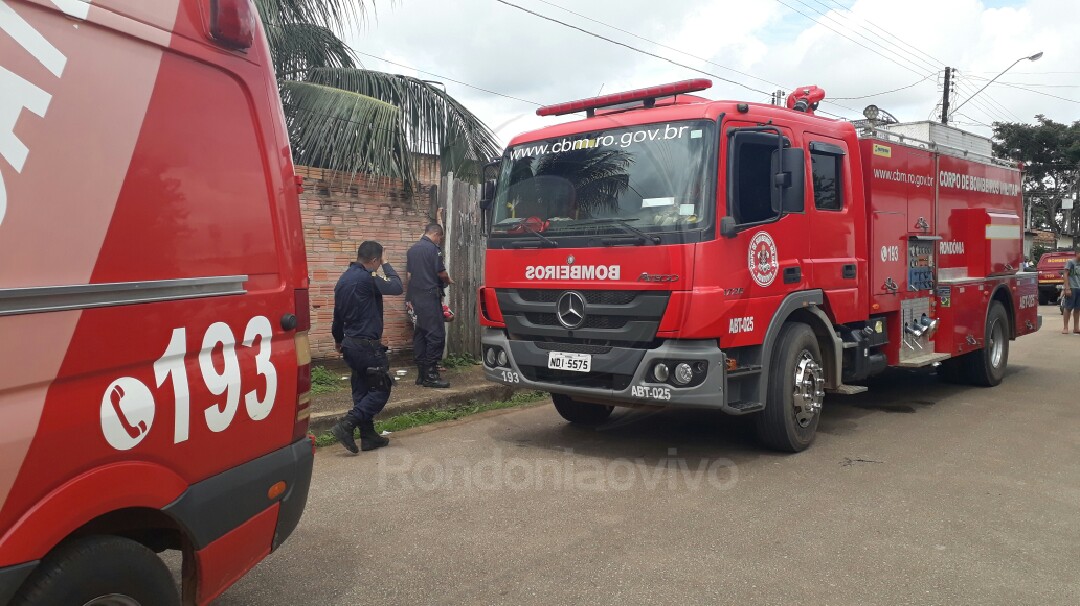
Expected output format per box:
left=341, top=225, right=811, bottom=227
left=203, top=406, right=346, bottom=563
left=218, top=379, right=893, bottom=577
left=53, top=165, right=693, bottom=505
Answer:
left=502, top=219, right=559, bottom=248
left=571, top=218, right=661, bottom=245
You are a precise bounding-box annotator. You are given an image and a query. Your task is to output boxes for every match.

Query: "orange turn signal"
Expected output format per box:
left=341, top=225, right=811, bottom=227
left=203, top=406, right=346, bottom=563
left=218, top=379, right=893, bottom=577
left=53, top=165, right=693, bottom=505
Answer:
left=268, top=481, right=288, bottom=501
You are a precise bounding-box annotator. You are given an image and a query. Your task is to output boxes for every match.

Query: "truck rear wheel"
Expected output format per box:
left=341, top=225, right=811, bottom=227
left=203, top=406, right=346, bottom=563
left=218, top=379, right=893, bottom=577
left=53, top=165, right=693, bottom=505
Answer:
left=965, top=301, right=1009, bottom=387
left=11, top=535, right=179, bottom=606
left=552, top=394, right=613, bottom=426
left=756, top=323, right=824, bottom=452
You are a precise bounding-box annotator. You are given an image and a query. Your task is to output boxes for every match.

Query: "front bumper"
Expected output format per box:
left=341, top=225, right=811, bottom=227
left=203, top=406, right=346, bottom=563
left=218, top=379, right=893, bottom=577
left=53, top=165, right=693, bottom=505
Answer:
left=481, top=327, right=727, bottom=409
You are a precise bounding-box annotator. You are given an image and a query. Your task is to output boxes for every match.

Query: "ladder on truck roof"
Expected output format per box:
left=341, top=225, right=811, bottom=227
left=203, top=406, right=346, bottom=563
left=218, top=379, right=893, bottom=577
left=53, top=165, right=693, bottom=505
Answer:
left=856, top=124, right=1018, bottom=169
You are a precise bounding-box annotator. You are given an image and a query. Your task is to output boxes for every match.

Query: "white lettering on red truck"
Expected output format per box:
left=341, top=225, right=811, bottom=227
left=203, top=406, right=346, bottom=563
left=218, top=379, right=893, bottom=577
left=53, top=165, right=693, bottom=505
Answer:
left=939, top=241, right=965, bottom=255
left=525, top=265, right=621, bottom=281
left=101, top=316, right=278, bottom=451
left=0, top=0, right=87, bottom=227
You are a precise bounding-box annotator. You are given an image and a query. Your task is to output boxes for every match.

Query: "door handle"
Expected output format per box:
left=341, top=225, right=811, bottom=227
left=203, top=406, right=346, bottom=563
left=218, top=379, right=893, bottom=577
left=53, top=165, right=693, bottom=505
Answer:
left=783, top=267, right=802, bottom=284
left=842, top=264, right=856, bottom=279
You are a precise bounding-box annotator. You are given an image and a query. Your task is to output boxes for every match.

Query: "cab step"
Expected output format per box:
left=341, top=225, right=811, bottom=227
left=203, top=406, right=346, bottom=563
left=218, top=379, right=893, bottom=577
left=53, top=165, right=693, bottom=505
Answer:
left=727, top=400, right=765, bottom=414
left=828, top=384, right=868, bottom=395
left=896, top=353, right=951, bottom=368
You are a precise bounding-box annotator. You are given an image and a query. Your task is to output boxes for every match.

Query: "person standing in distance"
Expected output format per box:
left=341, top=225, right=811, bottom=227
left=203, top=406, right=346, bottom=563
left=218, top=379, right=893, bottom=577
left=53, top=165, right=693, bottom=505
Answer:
left=407, top=224, right=453, bottom=388
left=1062, top=249, right=1080, bottom=334
left=330, top=241, right=403, bottom=453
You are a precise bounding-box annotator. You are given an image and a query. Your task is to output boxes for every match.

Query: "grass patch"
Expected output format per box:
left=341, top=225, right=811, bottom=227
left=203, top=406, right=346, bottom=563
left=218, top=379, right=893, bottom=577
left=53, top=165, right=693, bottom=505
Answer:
left=442, top=353, right=481, bottom=369
left=313, top=390, right=546, bottom=448
left=311, top=365, right=345, bottom=395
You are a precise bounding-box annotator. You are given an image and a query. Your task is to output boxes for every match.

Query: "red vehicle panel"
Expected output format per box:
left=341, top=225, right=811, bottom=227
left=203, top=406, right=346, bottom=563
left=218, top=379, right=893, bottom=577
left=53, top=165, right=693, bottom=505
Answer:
left=0, top=0, right=312, bottom=603
left=478, top=80, right=1039, bottom=453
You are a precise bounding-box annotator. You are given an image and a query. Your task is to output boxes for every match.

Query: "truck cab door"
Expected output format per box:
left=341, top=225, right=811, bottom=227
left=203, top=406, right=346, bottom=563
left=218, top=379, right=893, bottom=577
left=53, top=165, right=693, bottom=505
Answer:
left=805, top=136, right=860, bottom=323
left=716, top=124, right=810, bottom=333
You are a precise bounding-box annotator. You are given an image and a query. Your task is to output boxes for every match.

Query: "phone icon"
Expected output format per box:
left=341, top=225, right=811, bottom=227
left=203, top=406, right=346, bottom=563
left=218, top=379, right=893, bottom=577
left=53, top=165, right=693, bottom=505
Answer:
left=109, top=384, right=148, bottom=440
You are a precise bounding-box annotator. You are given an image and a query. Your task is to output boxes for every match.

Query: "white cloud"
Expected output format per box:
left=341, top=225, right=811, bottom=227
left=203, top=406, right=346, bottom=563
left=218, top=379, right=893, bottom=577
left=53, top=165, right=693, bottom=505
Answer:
left=348, top=0, right=1080, bottom=146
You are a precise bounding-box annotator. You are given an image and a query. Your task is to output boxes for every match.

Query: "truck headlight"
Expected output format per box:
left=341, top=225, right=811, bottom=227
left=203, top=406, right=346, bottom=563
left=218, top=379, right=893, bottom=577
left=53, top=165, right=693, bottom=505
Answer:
left=652, top=363, right=669, bottom=382
left=497, top=349, right=509, bottom=367
left=485, top=347, right=497, bottom=367
left=673, top=363, right=694, bottom=386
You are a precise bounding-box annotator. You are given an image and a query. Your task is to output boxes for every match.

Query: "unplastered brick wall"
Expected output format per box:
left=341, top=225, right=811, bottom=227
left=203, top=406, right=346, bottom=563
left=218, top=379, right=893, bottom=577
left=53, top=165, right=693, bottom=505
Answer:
left=299, top=159, right=440, bottom=360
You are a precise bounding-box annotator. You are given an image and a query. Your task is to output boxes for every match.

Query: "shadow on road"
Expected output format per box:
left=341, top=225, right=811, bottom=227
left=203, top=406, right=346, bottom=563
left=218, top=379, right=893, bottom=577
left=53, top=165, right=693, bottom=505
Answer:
left=488, top=363, right=1030, bottom=462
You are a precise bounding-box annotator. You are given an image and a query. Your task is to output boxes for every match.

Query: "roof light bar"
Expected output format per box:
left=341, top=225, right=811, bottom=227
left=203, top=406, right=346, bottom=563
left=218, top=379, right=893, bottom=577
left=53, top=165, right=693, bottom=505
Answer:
left=536, top=79, right=713, bottom=117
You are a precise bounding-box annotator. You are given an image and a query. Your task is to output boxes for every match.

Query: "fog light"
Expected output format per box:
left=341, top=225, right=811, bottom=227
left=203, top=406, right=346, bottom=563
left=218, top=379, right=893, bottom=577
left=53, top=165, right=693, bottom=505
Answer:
left=653, top=363, right=669, bottom=382
left=497, top=349, right=509, bottom=367
left=485, top=348, right=496, bottom=367
left=673, top=363, right=694, bottom=386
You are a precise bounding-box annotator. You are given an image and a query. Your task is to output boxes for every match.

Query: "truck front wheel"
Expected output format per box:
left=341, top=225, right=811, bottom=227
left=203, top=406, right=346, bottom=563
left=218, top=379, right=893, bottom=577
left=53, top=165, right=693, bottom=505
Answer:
left=756, top=323, right=825, bottom=452
left=552, top=394, right=613, bottom=426
left=965, top=301, right=1010, bottom=387
left=10, top=535, right=180, bottom=606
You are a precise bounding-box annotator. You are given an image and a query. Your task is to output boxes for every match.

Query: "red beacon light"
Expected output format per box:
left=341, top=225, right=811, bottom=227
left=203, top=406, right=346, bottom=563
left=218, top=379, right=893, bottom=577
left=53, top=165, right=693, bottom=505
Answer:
left=786, top=86, right=826, bottom=115
left=537, top=79, right=713, bottom=118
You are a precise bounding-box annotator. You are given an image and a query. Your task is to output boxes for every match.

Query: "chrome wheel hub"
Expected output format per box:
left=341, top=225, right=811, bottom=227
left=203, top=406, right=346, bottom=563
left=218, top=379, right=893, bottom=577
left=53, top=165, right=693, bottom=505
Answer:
left=792, top=351, right=825, bottom=428
left=989, top=319, right=1005, bottom=368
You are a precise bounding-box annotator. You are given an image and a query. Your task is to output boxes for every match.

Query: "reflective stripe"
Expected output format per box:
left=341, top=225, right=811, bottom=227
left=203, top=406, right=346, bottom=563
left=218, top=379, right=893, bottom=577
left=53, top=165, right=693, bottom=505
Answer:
left=0, top=275, right=247, bottom=316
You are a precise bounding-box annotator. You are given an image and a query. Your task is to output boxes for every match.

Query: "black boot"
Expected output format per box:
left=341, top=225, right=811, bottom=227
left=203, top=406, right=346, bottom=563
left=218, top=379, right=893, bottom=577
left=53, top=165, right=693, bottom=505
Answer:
left=421, top=364, right=450, bottom=389
left=415, top=364, right=425, bottom=386
left=358, top=419, right=389, bottom=451
left=331, top=419, right=359, bottom=454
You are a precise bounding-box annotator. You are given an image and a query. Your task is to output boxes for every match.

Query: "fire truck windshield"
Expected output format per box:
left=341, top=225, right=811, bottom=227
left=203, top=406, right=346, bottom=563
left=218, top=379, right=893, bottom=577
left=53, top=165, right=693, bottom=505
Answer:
left=490, top=120, right=716, bottom=244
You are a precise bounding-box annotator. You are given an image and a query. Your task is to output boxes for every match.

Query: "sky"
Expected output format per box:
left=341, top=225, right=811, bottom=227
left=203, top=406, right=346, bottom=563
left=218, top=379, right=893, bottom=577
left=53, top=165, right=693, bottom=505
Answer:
left=347, top=0, right=1080, bottom=147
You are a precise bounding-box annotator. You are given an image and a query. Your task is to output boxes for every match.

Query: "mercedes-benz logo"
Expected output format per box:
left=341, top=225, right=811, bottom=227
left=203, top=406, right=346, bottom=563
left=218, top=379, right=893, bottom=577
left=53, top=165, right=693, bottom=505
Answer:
left=556, top=291, right=586, bottom=329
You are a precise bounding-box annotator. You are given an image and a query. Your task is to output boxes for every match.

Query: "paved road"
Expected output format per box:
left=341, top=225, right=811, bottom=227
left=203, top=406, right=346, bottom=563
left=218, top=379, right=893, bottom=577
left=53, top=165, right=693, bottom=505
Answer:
left=217, top=314, right=1079, bottom=605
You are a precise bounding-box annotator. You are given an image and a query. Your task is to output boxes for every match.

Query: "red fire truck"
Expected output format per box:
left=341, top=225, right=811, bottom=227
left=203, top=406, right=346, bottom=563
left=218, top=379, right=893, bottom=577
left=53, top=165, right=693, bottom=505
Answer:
left=478, top=79, right=1040, bottom=452
left=1, top=0, right=312, bottom=604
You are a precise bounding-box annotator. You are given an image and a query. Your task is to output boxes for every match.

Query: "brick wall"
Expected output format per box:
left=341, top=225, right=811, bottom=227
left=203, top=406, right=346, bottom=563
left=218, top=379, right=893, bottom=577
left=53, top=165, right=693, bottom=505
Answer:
left=299, top=160, right=440, bottom=360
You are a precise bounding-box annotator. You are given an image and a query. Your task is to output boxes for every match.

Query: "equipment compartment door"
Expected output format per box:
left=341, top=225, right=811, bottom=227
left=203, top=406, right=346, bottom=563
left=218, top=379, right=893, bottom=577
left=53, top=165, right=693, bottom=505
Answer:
left=871, top=211, right=908, bottom=313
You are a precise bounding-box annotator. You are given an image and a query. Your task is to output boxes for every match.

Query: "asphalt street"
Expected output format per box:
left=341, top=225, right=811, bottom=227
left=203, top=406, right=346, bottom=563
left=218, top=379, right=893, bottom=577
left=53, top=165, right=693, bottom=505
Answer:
left=216, top=311, right=1079, bottom=605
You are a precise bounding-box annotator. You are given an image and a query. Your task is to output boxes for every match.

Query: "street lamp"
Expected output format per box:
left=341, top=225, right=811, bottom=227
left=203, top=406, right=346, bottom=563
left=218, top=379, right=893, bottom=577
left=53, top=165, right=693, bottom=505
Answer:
left=950, top=51, right=1043, bottom=119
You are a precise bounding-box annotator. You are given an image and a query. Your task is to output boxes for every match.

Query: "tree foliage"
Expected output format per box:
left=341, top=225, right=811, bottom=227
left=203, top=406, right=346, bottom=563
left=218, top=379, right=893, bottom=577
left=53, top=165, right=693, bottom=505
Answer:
left=253, top=0, right=500, bottom=188
left=993, top=116, right=1080, bottom=234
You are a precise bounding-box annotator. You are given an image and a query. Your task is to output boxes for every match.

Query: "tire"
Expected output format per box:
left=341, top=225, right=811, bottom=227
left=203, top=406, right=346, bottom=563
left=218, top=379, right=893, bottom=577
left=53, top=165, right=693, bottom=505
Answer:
left=964, top=301, right=1009, bottom=387
left=755, top=323, right=824, bottom=452
left=1038, top=291, right=1049, bottom=306
left=552, top=393, right=613, bottom=426
left=11, top=535, right=180, bottom=606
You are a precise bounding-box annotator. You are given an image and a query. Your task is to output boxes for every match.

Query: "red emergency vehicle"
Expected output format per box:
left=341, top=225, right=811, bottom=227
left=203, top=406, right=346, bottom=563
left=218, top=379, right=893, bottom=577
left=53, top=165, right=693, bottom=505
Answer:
left=1036, top=251, right=1072, bottom=305
left=478, top=79, right=1040, bottom=452
left=0, top=0, right=313, bottom=604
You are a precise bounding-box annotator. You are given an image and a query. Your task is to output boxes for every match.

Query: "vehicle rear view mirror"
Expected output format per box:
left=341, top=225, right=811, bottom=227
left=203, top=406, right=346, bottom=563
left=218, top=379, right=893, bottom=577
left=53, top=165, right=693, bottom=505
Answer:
left=771, top=147, right=805, bottom=214
left=720, top=216, right=739, bottom=238
left=479, top=180, right=496, bottom=211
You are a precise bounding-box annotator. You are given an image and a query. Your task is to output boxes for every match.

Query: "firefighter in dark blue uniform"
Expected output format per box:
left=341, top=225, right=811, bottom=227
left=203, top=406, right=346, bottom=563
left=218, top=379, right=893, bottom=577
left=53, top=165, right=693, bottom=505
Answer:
left=406, top=224, right=453, bottom=388
left=330, top=241, right=403, bottom=453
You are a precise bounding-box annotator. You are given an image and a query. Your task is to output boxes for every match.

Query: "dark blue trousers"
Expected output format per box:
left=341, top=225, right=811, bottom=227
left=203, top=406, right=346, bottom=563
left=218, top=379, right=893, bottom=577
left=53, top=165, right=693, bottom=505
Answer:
left=342, top=341, right=391, bottom=426
left=411, top=293, right=446, bottom=366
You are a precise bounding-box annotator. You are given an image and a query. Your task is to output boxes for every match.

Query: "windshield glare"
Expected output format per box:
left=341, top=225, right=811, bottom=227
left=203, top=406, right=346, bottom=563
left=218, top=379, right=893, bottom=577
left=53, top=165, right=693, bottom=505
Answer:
left=492, top=120, right=715, bottom=237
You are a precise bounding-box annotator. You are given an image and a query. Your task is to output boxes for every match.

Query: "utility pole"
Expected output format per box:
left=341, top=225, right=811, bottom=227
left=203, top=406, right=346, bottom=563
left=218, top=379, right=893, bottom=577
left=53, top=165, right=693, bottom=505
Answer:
left=940, top=67, right=951, bottom=125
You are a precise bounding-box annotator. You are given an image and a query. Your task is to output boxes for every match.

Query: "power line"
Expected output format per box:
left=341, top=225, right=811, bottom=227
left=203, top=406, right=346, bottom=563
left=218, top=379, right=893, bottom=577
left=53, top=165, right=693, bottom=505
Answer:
left=529, top=0, right=788, bottom=91
left=773, top=0, right=926, bottom=77
left=351, top=50, right=542, bottom=106
left=815, top=0, right=948, bottom=68
left=792, top=0, right=942, bottom=74
left=492, top=0, right=864, bottom=118
left=831, top=71, right=937, bottom=100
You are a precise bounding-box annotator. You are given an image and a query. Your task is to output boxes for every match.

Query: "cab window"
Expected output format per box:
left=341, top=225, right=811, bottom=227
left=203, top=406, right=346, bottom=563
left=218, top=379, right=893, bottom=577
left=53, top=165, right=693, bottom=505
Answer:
left=810, top=143, right=845, bottom=211
left=729, top=132, right=783, bottom=224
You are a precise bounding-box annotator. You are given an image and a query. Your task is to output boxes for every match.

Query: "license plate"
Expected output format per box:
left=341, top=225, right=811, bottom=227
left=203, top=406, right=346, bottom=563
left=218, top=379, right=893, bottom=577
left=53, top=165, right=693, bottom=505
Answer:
left=547, top=352, right=592, bottom=373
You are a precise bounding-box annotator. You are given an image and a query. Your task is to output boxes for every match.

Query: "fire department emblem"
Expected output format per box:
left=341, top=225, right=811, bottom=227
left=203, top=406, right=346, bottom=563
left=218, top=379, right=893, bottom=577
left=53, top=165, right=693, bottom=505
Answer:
left=748, top=231, right=779, bottom=287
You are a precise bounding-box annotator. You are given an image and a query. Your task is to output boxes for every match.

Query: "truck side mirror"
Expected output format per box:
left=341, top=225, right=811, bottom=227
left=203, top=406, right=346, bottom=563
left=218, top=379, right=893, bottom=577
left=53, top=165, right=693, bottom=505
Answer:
left=720, top=216, right=739, bottom=239
left=479, top=179, right=496, bottom=211
left=771, top=147, right=805, bottom=214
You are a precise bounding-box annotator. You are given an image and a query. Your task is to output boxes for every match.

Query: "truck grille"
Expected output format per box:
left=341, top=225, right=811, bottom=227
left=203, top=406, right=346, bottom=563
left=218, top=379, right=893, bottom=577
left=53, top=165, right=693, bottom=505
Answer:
left=496, top=288, right=670, bottom=347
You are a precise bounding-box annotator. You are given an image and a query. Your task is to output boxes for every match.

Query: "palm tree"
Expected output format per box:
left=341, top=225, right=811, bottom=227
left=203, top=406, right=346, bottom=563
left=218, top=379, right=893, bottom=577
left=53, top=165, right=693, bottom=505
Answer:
left=255, top=0, right=501, bottom=187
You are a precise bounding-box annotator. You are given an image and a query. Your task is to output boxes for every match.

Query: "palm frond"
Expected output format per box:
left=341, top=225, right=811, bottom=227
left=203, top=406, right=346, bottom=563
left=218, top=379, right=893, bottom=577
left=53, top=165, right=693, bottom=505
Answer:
left=305, top=68, right=501, bottom=180
left=267, top=23, right=356, bottom=80
left=281, top=80, right=414, bottom=184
